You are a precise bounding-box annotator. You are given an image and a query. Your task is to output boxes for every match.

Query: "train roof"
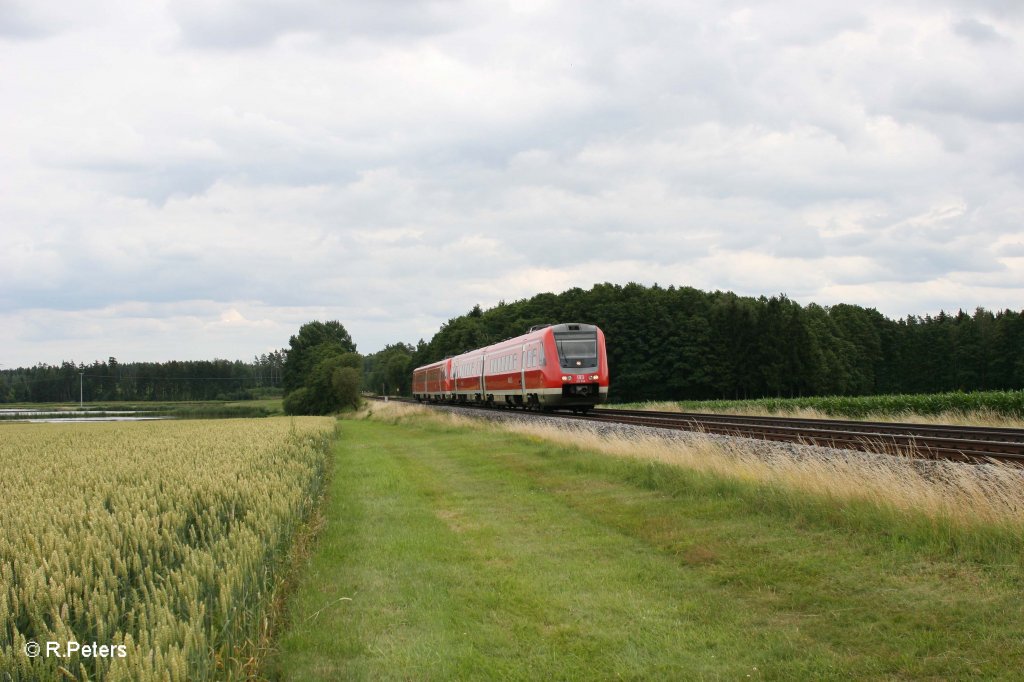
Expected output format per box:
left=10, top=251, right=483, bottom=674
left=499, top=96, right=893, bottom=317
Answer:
left=413, top=322, right=601, bottom=372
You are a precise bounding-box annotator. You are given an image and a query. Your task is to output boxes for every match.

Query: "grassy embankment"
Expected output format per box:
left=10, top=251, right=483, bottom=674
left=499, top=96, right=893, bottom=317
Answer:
left=269, top=403, right=1024, bottom=680
left=612, top=389, right=1024, bottom=428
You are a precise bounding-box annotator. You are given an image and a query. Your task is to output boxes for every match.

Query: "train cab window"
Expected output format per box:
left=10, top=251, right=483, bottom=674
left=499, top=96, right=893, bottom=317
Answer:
left=554, top=333, right=598, bottom=369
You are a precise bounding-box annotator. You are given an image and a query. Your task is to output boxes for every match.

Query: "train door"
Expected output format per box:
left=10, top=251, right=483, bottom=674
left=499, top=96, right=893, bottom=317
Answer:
left=520, top=345, right=527, bottom=401
left=452, top=361, right=459, bottom=400
left=480, top=352, right=487, bottom=401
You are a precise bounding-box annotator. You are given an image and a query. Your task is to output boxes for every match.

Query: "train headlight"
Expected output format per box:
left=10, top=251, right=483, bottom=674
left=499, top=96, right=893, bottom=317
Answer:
left=590, top=374, right=599, bottom=381
left=561, top=375, right=572, bottom=382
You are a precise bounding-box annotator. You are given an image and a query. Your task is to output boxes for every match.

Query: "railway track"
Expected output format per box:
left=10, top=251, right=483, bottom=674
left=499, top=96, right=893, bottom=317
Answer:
left=378, top=397, right=1024, bottom=464
left=574, top=409, right=1024, bottom=464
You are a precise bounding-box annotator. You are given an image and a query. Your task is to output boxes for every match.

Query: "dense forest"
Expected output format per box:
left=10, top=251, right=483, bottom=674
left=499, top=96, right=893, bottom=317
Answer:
left=386, top=283, right=1024, bottom=403
left=0, top=352, right=285, bottom=403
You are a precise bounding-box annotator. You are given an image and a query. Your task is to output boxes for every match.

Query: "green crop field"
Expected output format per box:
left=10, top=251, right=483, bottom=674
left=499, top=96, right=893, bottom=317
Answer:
left=0, top=398, right=284, bottom=421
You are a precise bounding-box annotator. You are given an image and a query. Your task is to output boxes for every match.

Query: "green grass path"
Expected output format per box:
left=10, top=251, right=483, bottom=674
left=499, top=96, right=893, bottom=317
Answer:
left=269, top=418, right=1024, bottom=680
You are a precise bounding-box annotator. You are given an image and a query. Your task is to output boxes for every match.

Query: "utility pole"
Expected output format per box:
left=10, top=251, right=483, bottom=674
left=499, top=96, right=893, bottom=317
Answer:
left=79, top=372, right=84, bottom=408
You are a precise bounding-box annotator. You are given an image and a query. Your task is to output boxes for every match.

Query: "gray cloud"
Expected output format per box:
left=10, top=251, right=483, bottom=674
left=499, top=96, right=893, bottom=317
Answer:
left=0, top=1, right=60, bottom=38
left=167, top=0, right=473, bottom=48
left=952, top=18, right=1010, bottom=43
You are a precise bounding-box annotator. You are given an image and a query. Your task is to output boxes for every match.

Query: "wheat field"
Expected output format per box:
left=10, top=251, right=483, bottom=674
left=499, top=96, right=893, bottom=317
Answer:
left=0, top=417, right=335, bottom=681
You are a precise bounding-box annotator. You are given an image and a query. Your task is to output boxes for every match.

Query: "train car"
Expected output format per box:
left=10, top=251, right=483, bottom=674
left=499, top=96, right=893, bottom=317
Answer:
left=412, top=322, right=609, bottom=412
left=412, top=357, right=452, bottom=402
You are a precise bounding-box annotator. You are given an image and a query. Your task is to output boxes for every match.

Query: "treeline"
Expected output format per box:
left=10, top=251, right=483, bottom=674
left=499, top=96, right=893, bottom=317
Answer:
left=385, top=283, right=1024, bottom=403
left=362, top=343, right=415, bottom=397
left=9, top=283, right=1022, bottom=406
left=0, top=352, right=286, bottom=403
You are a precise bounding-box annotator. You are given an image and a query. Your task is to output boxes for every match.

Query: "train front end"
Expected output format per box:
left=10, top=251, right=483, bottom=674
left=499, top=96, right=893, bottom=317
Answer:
left=542, top=323, right=609, bottom=411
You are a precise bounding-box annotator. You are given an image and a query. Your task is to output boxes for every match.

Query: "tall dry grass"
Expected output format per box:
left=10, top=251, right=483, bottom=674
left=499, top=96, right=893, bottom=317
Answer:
left=616, top=401, right=1024, bottom=429
left=368, top=402, right=1024, bottom=533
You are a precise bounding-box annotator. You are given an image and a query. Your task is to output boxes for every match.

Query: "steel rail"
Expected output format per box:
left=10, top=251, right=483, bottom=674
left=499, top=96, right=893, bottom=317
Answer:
left=597, top=408, right=1024, bottom=443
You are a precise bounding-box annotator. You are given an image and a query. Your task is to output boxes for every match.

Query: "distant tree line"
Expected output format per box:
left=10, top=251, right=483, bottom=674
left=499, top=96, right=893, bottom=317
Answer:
left=365, top=283, right=1024, bottom=403
left=0, top=352, right=286, bottom=403
left=362, top=343, right=415, bottom=397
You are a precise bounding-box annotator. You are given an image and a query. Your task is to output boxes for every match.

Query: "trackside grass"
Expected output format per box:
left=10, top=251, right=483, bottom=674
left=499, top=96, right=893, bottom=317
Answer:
left=271, top=404, right=1024, bottom=679
left=0, top=417, right=334, bottom=681
left=614, top=390, right=1024, bottom=428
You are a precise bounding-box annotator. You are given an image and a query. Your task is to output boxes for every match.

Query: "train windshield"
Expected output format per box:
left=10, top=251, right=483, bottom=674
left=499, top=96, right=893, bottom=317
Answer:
left=555, top=334, right=598, bottom=369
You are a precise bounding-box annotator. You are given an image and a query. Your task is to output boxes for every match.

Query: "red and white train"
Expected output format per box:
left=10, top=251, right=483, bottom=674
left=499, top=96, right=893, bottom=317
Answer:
left=412, top=323, right=609, bottom=412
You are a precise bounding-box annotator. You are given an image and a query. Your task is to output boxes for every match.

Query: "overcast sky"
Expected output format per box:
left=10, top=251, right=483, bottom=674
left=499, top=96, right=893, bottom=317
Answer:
left=2, top=0, right=1022, bottom=366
